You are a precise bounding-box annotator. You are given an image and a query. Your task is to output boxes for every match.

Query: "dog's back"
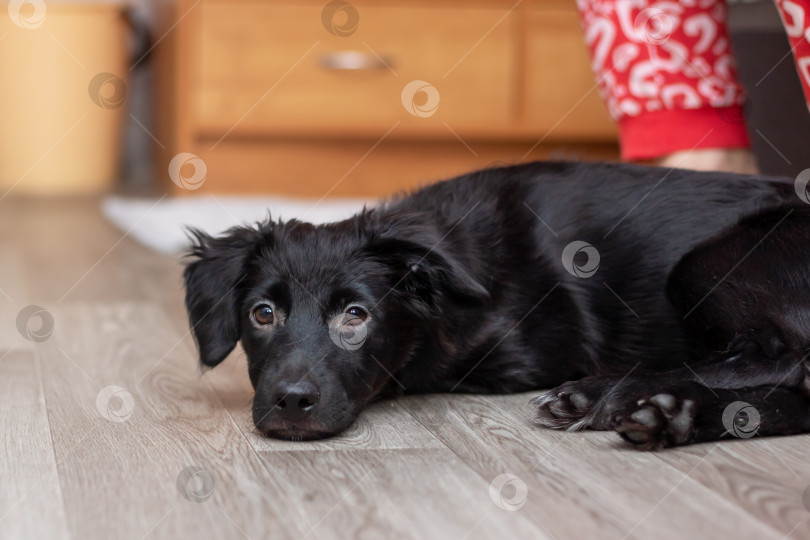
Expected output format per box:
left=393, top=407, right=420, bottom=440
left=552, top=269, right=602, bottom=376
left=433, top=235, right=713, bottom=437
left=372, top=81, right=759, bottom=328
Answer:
left=380, top=162, right=798, bottom=379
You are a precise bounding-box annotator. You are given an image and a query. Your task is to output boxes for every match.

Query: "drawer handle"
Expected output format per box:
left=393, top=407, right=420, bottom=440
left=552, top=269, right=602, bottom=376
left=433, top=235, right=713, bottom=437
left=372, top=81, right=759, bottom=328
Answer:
left=319, top=51, right=393, bottom=71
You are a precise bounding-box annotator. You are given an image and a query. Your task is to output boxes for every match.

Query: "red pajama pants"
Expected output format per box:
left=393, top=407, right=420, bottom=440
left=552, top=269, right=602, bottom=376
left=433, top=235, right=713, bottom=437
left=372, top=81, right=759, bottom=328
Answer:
left=576, top=0, right=810, bottom=160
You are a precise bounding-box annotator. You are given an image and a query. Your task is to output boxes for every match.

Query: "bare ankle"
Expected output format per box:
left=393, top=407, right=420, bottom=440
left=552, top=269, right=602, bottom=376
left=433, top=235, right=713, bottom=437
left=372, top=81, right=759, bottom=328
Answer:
left=653, top=148, right=759, bottom=175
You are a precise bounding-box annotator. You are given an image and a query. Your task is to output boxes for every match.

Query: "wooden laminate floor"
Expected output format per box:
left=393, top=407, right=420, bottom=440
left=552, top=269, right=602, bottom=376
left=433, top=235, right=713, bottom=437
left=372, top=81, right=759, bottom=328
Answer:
left=2, top=197, right=810, bottom=540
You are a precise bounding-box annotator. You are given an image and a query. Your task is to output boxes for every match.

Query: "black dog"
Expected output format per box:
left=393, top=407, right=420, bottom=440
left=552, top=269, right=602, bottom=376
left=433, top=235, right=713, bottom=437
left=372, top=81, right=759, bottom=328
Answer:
left=183, top=161, right=810, bottom=449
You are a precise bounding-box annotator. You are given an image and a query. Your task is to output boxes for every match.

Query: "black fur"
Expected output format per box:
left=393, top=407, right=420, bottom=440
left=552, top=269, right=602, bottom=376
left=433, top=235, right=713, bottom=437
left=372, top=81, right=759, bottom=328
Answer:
left=183, top=161, right=810, bottom=448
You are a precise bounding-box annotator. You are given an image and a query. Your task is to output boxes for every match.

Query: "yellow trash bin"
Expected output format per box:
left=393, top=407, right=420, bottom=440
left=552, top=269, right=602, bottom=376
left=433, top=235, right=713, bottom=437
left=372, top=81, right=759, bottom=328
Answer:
left=0, top=1, right=131, bottom=194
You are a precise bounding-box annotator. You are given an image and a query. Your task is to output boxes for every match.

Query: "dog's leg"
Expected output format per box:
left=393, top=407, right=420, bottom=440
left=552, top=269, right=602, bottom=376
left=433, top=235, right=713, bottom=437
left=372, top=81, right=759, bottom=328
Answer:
left=533, top=373, right=635, bottom=430
left=667, top=206, right=810, bottom=359
left=536, top=206, right=810, bottom=434
left=532, top=348, right=808, bottom=431
left=612, top=207, right=810, bottom=447
left=613, top=383, right=810, bottom=449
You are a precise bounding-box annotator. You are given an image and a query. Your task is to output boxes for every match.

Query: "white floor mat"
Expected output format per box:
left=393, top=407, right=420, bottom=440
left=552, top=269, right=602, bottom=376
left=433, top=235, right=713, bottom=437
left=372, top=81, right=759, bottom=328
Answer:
left=101, top=194, right=374, bottom=254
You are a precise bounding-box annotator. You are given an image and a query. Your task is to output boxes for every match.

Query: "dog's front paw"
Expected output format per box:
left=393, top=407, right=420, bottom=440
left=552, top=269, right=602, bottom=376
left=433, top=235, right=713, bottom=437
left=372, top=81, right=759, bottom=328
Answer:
left=532, top=383, right=596, bottom=430
left=613, top=393, right=696, bottom=450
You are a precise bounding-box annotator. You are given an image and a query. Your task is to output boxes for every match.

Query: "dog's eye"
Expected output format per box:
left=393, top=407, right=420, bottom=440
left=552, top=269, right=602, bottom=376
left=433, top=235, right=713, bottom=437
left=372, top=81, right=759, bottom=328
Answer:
left=345, top=306, right=368, bottom=324
left=252, top=304, right=275, bottom=325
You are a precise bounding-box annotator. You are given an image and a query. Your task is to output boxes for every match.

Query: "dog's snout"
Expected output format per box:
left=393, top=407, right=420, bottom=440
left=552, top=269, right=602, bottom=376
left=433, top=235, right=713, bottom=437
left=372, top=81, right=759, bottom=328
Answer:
left=270, top=380, right=320, bottom=419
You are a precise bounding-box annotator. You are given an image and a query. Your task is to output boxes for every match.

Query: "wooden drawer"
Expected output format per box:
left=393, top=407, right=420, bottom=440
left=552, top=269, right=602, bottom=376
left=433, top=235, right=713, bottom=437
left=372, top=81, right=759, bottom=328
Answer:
left=524, top=8, right=616, bottom=140
left=187, top=137, right=620, bottom=196
left=195, top=1, right=518, bottom=136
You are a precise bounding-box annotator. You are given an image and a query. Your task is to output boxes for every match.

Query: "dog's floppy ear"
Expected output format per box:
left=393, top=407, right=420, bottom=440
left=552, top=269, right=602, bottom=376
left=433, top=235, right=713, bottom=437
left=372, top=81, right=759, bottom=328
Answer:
left=364, top=213, right=490, bottom=311
left=183, top=226, right=264, bottom=368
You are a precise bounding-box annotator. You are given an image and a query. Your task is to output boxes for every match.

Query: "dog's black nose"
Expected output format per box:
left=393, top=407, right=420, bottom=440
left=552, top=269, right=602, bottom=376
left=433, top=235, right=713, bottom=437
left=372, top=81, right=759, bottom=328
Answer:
left=269, top=381, right=320, bottom=420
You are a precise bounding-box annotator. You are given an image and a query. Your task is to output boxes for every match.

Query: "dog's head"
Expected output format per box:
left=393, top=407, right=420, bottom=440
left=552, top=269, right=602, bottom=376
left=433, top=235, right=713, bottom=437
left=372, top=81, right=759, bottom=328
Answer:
left=183, top=211, right=489, bottom=440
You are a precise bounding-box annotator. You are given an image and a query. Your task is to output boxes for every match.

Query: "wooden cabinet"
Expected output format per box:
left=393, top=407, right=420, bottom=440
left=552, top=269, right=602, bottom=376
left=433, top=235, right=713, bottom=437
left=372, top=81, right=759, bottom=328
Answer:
left=524, top=8, right=615, bottom=139
left=155, top=0, right=617, bottom=196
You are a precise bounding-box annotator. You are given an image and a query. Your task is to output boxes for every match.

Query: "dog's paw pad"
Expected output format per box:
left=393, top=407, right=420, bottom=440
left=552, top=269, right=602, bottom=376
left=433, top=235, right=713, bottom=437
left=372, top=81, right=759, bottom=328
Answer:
left=532, top=386, right=594, bottom=430
left=629, top=407, right=658, bottom=427
left=649, top=393, right=676, bottom=410
left=613, top=393, right=696, bottom=450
